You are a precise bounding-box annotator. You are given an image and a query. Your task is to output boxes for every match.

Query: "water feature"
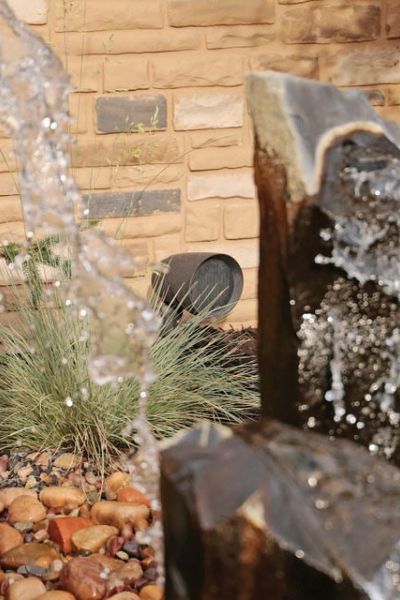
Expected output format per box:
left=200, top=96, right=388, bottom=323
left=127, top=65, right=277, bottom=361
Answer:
left=0, top=0, right=163, bottom=580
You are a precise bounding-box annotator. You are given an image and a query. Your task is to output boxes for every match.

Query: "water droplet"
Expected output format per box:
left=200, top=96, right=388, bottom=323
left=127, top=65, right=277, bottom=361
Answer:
left=65, top=396, right=73, bottom=407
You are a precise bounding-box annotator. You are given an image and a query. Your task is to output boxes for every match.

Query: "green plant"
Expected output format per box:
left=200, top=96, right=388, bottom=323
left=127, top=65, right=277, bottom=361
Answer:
left=0, top=269, right=259, bottom=471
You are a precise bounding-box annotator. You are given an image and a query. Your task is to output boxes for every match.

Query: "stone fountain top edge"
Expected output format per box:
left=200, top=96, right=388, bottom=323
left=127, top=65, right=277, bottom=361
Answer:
left=245, top=71, right=400, bottom=202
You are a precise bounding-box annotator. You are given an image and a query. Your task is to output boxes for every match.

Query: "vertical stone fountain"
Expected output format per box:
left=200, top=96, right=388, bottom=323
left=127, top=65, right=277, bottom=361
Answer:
left=161, top=73, right=400, bottom=599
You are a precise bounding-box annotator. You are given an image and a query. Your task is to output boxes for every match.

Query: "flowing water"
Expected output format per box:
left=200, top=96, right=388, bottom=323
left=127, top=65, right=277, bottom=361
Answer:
left=0, top=0, right=163, bottom=579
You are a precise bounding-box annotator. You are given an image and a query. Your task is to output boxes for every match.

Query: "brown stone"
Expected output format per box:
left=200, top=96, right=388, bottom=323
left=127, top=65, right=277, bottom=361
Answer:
left=39, top=487, right=86, bottom=511
left=185, top=204, right=221, bottom=242
left=190, top=131, right=241, bottom=149
left=0, top=543, right=60, bottom=569
left=323, top=46, right=400, bottom=86
left=71, top=525, right=118, bottom=553
left=153, top=55, right=243, bottom=88
left=91, top=501, right=150, bottom=530
left=224, top=201, right=260, bottom=239
left=36, top=593, right=77, bottom=600
left=7, top=576, right=46, bottom=600
left=60, top=556, right=107, bottom=600
left=8, top=496, right=47, bottom=524
left=189, top=147, right=253, bottom=171
left=282, top=4, right=381, bottom=44
left=167, top=0, right=275, bottom=26
left=386, top=1, right=400, bottom=39
left=139, top=586, right=164, bottom=600
left=0, top=524, right=23, bottom=556
left=250, top=53, right=319, bottom=79
left=48, top=516, right=94, bottom=554
left=104, top=58, right=150, bottom=92
left=116, top=486, right=151, bottom=507
left=0, top=488, right=37, bottom=508
left=206, top=25, right=275, bottom=49
left=109, top=594, right=140, bottom=600
left=54, top=454, right=81, bottom=470
left=107, top=560, right=143, bottom=589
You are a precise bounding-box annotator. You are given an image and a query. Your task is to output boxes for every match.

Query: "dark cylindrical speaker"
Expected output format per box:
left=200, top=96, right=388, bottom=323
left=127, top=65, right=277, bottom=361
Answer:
left=152, top=252, right=244, bottom=318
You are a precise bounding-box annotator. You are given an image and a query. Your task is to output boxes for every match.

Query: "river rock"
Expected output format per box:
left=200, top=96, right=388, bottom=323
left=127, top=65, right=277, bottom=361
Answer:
left=0, top=524, right=23, bottom=555
left=0, top=500, right=4, bottom=513
left=139, top=586, right=164, bottom=600
left=54, top=454, right=81, bottom=470
left=104, top=472, right=130, bottom=500
left=60, top=556, right=107, bottom=600
left=48, top=517, right=94, bottom=554
left=71, top=525, right=118, bottom=553
left=109, top=594, right=140, bottom=600
left=90, top=553, right=124, bottom=572
left=7, top=576, right=46, bottom=600
left=116, top=486, right=151, bottom=508
left=0, top=488, right=37, bottom=507
left=91, top=501, right=149, bottom=530
left=107, top=559, right=143, bottom=589
left=8, top=495, right=47, bottom=524
left=40, top=487, right=86, bottom=511
left=0, top=542, right=60, bottom=569
left=36, top=593, right=77, bottom=600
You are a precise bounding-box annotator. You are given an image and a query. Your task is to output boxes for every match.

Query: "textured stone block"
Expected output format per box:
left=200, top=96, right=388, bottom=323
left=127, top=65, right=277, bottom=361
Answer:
left=101, top=213, right=182, bottom=239
left=242, top=268, right=258, bottom=300
left=104, top=58, right=150, bottom=92
left=187, top=240, right=259, bottom=269
left=388, top=87, right=400, bottom=105
left=0, top=173, right=18, bottom=196
left=224, top=201, right=260, bottom=239
left=191, top=131, right=242, bottom=149
left=167, top=0, right=275, bottom=26
left=282, top=4, right=381, bottom=44
left=74, top=168, right=112, bottom=191
left=0, top=222, right=25, bottom=243
left=251, top=53, right=319, bottom=79
left=0, top=197, right=23, bottom=224
left=154, top=235, right=182, bottom=261
left=153, top=55, right=243, bottom=88
left=96, top=95, right=167, bottom=134
left=69, top=94, right=89, bottom=134
left=63, top=56, right=102, bottom=92
left=85, top=189, right=181, bottom=219
left=112, top=164, right=184, bottom=188
left=386, top=1, right=400, bottom=39
left=185, top=203, right=221, bottom=242
left=188, top=172, right=256, bottom=200
left=8, top=0, right=48, bottom=24
left=206, top=25, right=276, bottom=49
left=225, top=298, right=258, bottom=323
left=323, top=46, right=400, bottom=85
left=55, top=0, right=163, bottom=32
left=71, top=135, right=184, bottom=167
left=174, top=91, right=243, bottom=130
left=189, top=147, right=253, bottom=171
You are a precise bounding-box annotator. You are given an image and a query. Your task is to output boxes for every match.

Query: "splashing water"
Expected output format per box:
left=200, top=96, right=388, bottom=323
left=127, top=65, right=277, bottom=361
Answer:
left=0, top=0, right=163, bottom=578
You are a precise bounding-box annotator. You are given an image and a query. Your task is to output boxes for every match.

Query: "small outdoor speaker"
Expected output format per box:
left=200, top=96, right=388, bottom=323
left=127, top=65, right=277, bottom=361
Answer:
left=152, top=252, right=244, bottom=318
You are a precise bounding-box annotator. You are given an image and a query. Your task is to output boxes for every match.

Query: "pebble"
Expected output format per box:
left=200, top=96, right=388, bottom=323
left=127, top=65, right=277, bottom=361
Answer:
left=110, top=560, right=143, bottom=587
left=14, top=521, right=34, bottom=532
left=91, top=502, right=150, bottom=530
left=40, top=487, right=86, bottom=511
left=0, top=542, right=60, bottom=569
left=60, top=556, right=107, bottom=600
left=48, top=517, right=94, bottom=554
left=26, top=475, right=38, bottom=489
left=35, top=452, right=52, bottom=469
left=115, top=550, right=129, bottom=561
left=71, top=525, right=119, bottom=553
left=117, top=486, right=151, bottom=508
left=8, top=495, right=47, bottom=524
left=0, top=487, right=37, bottom=508
left=36, top=594, right=77, bottom=600
left=139, top=585, right=164, bottom=600
left=54, top=454, right=81, bottom=471
left=0, top=524, right=23, bottom=555
left=108, top=594, right=140, bottom=600
left=104, top=472, right=130, bottom=500
left=17, top=465, right=33, bottom=482
left=6, top=575, right=46, bottom=600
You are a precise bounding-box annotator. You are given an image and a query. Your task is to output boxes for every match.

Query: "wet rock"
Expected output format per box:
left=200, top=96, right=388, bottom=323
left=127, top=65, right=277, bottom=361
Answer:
left=0, top=487, right=37, bottom=507
left=60, top=556, right=107, bottom=600
left=109, top=594, right=140, bottom=600
left=36, top=593, right=77, bottom=600
left=72, top=525, right=119, bottom=553
left=117, top=486, right=151, bottom=508
left=54, top=454, right=81, bottom=471
left=8, top=495, right=47, bottom=524
left=6, top=575, right=46, bottom=600
left=91, top=501, right=149, bottom=531
left=40, top=487, right=86, bottom=511
left=139, top=586, right=164, bottom=600
left=0, top=542, right=60, bottom=569
left=107, top=560, right=143, bottom=590
left=104, top=472, right=130, bottom=500
left=90, top=553, right=124, bottom=572
left=0, top=524, right=23, bottom=555
left=48, top=517, right=94, bottom=554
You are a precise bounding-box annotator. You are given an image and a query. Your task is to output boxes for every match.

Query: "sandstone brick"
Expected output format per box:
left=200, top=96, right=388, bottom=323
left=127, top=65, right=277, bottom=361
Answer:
left=154, top=235, right=182, bottom=261
left=242, top=268, right=258, bottom=300
left=8, top=0, right=48, bottom=24
left=0, top=222, right=25, bottom=243
left=186, top=240, right=259, bottom=269
left=63, top=56, right=102, bottom=92
left=111, top=164, right=184, bottom=188
left=0, top=143, right=16, bottom=173
left=363, top=89, right=385, bottom=106
left=224, top=201, right=260, bottom=239
left=85, top=188, right=181, bottom=219
left=374, top=106, right=400, bottom=124
left=191, top=131, right=242, bottom=149
left=174, top=91, right=243, bottom=130
left=96, top=95, right=167, bottom=134
left=206, top=25, right=275, bottom=49
left=386, top=1, right=400, bottom=39
left=250, top=53, right=319, bottom=79
left=69, top=94, right=89, bottom=134
left=388, top=87, right=400, bottom=105
left=0, top=173, right=19, bottom=196
left=152, top=55, right=243, bottom=89
left=0, top=196, right=23, bottom=223
left=185, top=203, right=221, bottom=242
left=323, top=46, right=400, bottom=86
left=125, top=270, right=153, bottom=298
left=52, top=29, right=202, bottom=55
left=224, top=298, right=258, bottom=324
left=188, top=172, right=256, bottom=201
left=101, top=213, right=182, bottom=239
left=189, top=147, right=253, bottom=171
left=282, top=4, right=381, bottom=44
left=120, top=238, right=154, bottom=264
left=71, top=135, right=185, bottom=168
left=55, top=0, right=163, bottom=32
left=167, top=0, right=274, bottom=26
left=74, top=168, right=112, bottom=191
left=104, top=58, right=150, bottom=92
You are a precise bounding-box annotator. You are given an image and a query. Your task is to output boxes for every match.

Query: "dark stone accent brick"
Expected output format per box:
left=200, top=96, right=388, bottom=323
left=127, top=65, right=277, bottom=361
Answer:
left=96, top=95, right=167, bottom=133
left=85, top=188, right=181, bottom=218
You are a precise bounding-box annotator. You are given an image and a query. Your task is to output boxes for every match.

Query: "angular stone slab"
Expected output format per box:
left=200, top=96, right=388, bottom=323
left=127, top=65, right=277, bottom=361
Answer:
left=162, top=420, right=400, bottom=599
left=96, top=95, right=167, bottom=133
left=85, top=189, right=181, bottom=219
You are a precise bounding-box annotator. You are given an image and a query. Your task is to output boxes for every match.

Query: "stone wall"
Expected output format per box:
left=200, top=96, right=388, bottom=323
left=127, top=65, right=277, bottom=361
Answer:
left=1, top=0, right=399, bottom=327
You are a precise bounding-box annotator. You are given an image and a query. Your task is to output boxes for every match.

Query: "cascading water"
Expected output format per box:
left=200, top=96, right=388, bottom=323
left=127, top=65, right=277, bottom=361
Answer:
left=0, top=0, right=163, bottom=580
